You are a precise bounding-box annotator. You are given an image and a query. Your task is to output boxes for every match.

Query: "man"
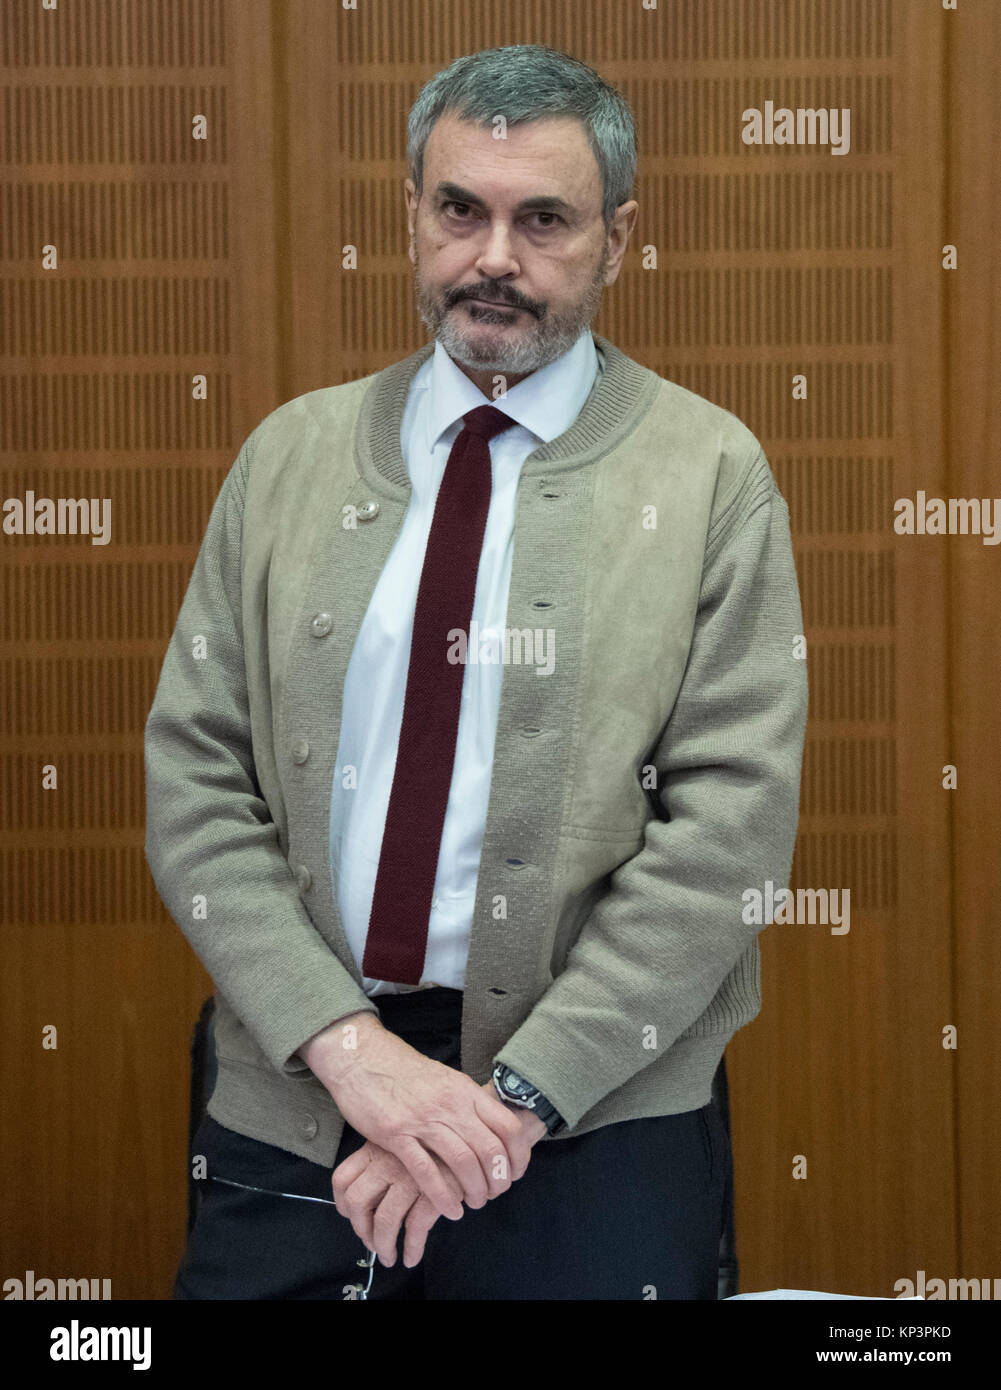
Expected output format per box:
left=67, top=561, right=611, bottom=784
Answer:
left=145, top=44, right=808, bottom=1300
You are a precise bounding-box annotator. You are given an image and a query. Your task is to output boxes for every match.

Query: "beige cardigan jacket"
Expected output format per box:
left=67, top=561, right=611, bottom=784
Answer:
left=144, top=333, right=808, bottom=1166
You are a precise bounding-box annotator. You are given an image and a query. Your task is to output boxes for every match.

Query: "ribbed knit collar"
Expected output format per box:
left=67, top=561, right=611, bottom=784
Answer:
left=354, top=330, right=659, bottom=494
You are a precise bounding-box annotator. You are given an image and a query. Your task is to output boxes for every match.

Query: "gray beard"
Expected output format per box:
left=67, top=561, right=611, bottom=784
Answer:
left=413, top=253, right=608, bottom=377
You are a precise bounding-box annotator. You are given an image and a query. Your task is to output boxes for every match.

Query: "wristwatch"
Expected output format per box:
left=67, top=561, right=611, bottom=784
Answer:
left=492, top=1063, right=566, bottom=1135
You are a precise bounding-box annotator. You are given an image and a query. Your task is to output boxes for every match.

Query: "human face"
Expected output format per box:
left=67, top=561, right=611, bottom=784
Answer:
left=404, top=112, right=637, bottom=394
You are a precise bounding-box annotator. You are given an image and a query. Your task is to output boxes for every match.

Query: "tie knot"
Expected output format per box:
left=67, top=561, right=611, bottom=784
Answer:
left=462, top=405, right=517, bottom=441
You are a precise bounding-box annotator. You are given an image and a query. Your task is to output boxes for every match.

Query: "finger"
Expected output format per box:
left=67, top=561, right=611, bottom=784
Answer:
left=401, top=1159, right=461, bottom=1268
left=371, top=1183, right=420, bottom=1268
left=402, top=1194, right=442, bottom=1269
left=474, top=1081, right=534, bottom=1180
left=341, top=1166, right=396, bottom=1250
left=407, top=1095, right=528, bottom=1204
left=414, top=1124, right=492, bottom=1208
left=331, top=1145, right=372, bottom=1207
left=468, top=1094, right=533, bottom=1188
left=388, top=1135, right=466, bottom=1220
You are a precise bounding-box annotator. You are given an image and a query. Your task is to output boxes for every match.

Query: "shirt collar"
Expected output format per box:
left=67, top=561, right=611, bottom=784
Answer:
left=424, top=327, right=599, bottom=454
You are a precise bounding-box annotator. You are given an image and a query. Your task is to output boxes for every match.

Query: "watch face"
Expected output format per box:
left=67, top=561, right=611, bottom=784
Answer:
left=497, top=1070, right=529, bottom=1100
left=506, top=1076, right=534, bottom=1100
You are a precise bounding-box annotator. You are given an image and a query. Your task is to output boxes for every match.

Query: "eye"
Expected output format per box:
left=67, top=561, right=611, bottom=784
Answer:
left=441, top=202, right=563, bottom=229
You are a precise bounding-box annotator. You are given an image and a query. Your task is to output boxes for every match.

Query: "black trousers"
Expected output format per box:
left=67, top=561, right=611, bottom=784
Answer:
left=173, top=987, right=732, bottom=1300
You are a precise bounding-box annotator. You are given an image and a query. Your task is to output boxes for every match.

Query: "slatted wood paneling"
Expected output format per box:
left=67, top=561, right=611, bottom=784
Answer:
left=1, top=0, right=996, bottom=1301
left=948, top=0, right=1001, bottom=1278
left=0, top=0, right=278, bottom=1299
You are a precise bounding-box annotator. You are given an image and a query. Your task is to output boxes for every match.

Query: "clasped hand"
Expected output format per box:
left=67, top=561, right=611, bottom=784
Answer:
left=332, top=1082, right=547, bottom=1269
left=321, top=1023, right=548, bottom=1269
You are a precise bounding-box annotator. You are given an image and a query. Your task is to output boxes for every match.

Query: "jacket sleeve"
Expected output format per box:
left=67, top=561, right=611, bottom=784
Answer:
left=143, top=431, right=378, bottom=1076
left=492, top=456, right=809, bottom=1130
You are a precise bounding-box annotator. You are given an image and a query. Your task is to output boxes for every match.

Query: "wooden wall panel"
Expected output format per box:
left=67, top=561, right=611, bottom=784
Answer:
left=1, top=0, right=995, bottom=1303
left=727, top=0, right=956, bottom=1297
left=949, top=0, right=1001, bottom=1275
left=0, top=0, right=278, bottom=1299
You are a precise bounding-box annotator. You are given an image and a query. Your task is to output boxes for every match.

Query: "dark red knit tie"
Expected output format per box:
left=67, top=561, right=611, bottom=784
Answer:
left=362, top=404, right=518, bottom=984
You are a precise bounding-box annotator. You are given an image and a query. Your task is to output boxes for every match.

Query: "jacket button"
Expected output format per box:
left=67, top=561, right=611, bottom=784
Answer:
left=356, top=500, right=380, bottom=521
left=291, top=739, right=310, bottom=764
left=310, top=612, right=332, bottom=637
left=301, top=1113, right=318, bottom=1139
left=294, top=864, right=313, bottom=892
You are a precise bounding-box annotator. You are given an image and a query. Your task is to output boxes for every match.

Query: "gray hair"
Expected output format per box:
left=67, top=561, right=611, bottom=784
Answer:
left=407, top=45, right=636, bottom=231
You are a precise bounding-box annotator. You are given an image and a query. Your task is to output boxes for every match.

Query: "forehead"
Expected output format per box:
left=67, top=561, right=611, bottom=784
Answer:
left=423, top=111, right=602, bottom=207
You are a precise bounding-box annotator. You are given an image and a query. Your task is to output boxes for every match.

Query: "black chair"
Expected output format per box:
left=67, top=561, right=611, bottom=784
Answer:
left=184, top=997, right=218, bottom=1238
left=710, top=1051, right=739, bottom=1299
left=185, top=995, right=738, bottom=1297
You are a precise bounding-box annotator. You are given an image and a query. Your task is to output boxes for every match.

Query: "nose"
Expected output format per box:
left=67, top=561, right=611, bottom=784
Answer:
left=473, top=222, right=520, bottom=279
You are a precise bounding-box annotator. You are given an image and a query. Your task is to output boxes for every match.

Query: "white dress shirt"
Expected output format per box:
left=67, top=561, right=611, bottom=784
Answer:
left=329, top=327, right=600, bottom=996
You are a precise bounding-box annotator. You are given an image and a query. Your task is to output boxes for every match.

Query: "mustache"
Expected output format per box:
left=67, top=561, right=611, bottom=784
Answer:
left=451, top=287, right=539, bottom=316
